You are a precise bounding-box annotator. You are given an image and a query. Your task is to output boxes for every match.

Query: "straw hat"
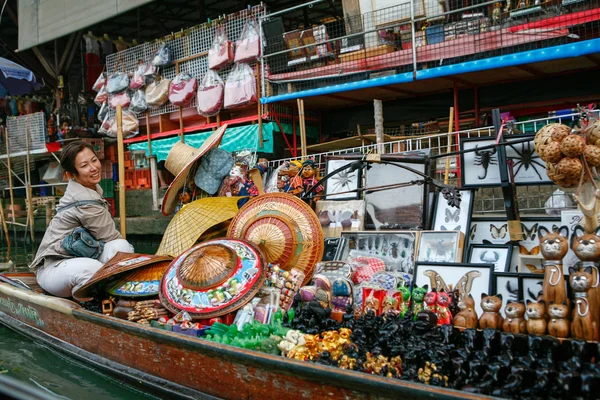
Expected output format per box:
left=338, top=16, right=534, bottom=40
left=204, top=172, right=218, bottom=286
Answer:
left=156, top=196, right=244, bottom=257
left=161, top=124, right=227, bottom=216
left=74, top=252, right=173, bottom=299
left=106, top=260, right=171, bottom=297
left=227, top=193, right=324, bottom=285
left=159, top=238, right=266, bottom=319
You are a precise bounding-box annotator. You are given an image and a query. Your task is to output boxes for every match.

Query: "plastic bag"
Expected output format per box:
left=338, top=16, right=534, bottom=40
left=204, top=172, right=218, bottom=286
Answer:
left=196, top=70, right=224, bottom=117
left=98, top=101, right=109, bottom=122
left=106, top=72, right=130, bottom=94
left=109, top=91, right=131, bottom=109
left=129, top=64, right=145, bottom=90
left=208, top=24, right=233, bottom=70
left=92, top=72, right=106, bottom=92
left=152, top=42, right=172, bottom=67
left=98, top=114, right=114, bottom=136
left=234, top=16, right=261, bottom=63
left=224, top=63, right=257, bottom=109
left=130, top=89, right=148, bottom=113
left=94, top=85, right=108, bottom=106
left=145, top=78, right=171, bottom=108
left=121, top=110, right=140, bottom=138
left=545, top=189, right=574, bottom=216
left=168, top=72, right=197, bottom=106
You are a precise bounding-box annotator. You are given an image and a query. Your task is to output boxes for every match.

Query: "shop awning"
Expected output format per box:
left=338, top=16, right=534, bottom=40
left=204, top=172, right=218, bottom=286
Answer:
left=128, top=122, right=275, bottom=162
left=18, top=0, right=155, bottom=51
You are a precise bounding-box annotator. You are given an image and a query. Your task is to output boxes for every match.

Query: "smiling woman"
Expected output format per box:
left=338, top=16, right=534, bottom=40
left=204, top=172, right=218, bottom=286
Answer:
left=29, top=141, right=134, bottom=301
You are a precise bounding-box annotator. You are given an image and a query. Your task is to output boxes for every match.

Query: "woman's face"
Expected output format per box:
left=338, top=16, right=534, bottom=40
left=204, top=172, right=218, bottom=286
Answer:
left=73, top=148, right=101, bottom=189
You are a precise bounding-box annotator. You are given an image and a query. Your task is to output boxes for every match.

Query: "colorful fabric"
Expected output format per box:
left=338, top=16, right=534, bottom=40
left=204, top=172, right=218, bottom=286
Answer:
left=350, top=256, right=386, bottom=284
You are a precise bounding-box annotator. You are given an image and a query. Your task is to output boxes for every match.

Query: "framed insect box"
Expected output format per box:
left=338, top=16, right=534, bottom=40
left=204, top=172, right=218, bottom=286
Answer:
left=504, top=135, right=552, bottom=185
left=514, top=218, right=560, bottom=274
left=314, top=200, right=366, bottom=238
left=460, top=137, right=501, bottom=188
left=414, top=262, right=493, bottom=316
left=324, top=159, right=362, bottom=200
left=468, top=244, right=512, bottom=272
left=323, top=237, right=346, bottom=261
left=520, top=273, right=544, bottom=304
left=431, top=189, right=474, bottom=249
left=491, top=272, right=521, bottom=319
left=468, top=217, right=510, bottom=246
left=416, top=230, right=464, bottom=263
left=338, top=230, right=419, bottom=274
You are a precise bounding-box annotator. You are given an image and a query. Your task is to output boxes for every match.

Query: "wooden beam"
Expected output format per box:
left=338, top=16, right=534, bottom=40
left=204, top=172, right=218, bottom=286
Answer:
left=585, top=54, right=600, bottom=67
left=32, top=47, right=56, bottom=78
left=378, top=86, right=416, bottom=96
left=57, top=32, right=78, bottom=74
left=324, top=94, right=367, bottom=104
left=62, top=31, right=83, bottom=75
left=442, top=76, right=472, bottom=86
left=516, top=64, right=543, bottom=76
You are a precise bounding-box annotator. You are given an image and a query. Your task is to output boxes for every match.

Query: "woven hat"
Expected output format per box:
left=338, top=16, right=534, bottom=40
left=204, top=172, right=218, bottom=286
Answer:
left=194, top=148, right=234, bottom=195
left=159, top=238, right=266, bottom=319
left=227, top=193, right=324, bottom=285
left=106, top=260, right=171, bottom=297
left=161, top=124, right=227, bottom=216
left=74, top=252, right=173, bottom=299
left=156, top=196, right=244, bottom=257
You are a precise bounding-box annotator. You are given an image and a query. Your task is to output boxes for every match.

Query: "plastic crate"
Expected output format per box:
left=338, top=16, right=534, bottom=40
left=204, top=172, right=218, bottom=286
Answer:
left=100, top=179, right=115, bottom=198
left=105, top=197, right=116, bottom=217
left=105, top=143, right=117, bottom=162
left=82, top=138, right=105, bottom=160
left=101, top=160, right=113, bottom=179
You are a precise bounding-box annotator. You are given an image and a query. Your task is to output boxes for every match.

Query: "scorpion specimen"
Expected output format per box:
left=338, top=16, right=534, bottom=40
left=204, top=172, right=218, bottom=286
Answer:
left=507, top=141, right=545, bottom=180
left=473, top=145, right=497, bottom=180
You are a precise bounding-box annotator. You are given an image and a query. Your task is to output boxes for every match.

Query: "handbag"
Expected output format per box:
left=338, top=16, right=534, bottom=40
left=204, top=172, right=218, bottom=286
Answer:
left=57, top=200, right=106, bottom=259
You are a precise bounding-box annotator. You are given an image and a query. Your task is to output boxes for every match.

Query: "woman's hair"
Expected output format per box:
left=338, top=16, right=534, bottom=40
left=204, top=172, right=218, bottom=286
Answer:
left=60, top=140, right=96, bottom=176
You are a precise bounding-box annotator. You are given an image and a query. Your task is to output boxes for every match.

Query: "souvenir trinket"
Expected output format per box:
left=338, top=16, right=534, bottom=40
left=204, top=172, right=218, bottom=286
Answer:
left=453, top=293, right=478, bottom=329
left=525, top=299, right=547, bottom=335
left=381, top=293, right=398, bottom=315
left=424, top=290, right=437, bottom=312
left=547, top=301, right=570, bottom=338
left=396, top=285, right=411, bottom=318
left=331, top=278, right=353, bottom=312
left=112, top=298, right=136, bottom=319
left=435, top=291, right=452, bottom=325
left=411, top=284, right=428, bottom=318
left=569, top=266, right=599, bottom=341
left=538, top=225, right=569, bottom=307
left=570, top=226, right=600, bottom=328
left=502, top=301, right=527, bottom=334
left=289, top=159, right=323, bottom=200
left=478, top=293, right=504, bottom=330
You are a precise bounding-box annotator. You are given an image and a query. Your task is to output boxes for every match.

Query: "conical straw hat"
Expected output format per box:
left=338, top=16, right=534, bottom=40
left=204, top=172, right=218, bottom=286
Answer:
left=74, top=252, right=173, bottom=299
left=156, top=196, right=244, bottom=257
left=227, top=193, right=324, bottom=285
left=161, top=124, right=227, bottom=216
left=159, top=238, right=266, bottom=319
left=106, top=260, right=171, bottom=297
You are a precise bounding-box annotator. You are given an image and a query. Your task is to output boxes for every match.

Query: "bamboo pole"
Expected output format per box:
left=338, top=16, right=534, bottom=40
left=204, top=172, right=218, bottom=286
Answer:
left=374, top=99, right=384, bottom=154
left=5, top=128, right=15, bottom=227
left=297, top=99, right=307, bottom=158
left=116, top=105, right=127, bottom=238
left=25, top=128, right=34, bottom=243
left=146, top=111, right=159, bottom=211
left=256, top=64, right=263, bottom=148
left=0, top=199, right=10, bottom=263
left=444, top=107, right=455, bottom=185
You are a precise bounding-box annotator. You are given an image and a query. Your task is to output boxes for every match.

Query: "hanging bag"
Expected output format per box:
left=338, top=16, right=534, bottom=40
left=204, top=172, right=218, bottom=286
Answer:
left=196, top=70, right=224, bottom=117
left=109, top=91, right=131, bottom=109
left=224, top=63, right=257, bottom=109
left=145, top=76, right=171, bottom=107
left=169, top=72, right=197, bottom=106
left=208, top=24, right=234, bottom=71
left=234, top=15, right=261, bottom=63
left=130, top=89, right=148, bottom=113
left=106, top=71, right=130, bottom=94
left=152, top=42, right=173, bottom=67
left=129, top=61, right=146, bottom=90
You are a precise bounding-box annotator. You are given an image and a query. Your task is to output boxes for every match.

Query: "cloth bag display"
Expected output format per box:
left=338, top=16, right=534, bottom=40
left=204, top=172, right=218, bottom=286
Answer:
left=130, top=89, right=148, bottom=113
left=234, top=16, right=261, bottom=63
left=92, top=72, right=106, bottom=92
left=106, top=72, right=130, bottom=94
left=224, top=63, right=257, bottom=109
left=129, top=63, right=146, bottom=90
left=208, top=24, right=234, bottom=71
left=196, top=70, right=224, bottom=117
left=145, top=77, right=171, bottom=108
left=169, top=72, right=197, bottom=107
left=109, top=91, right=131, bottom=109
left=152, top=42, right=172, bottom=67
left=94, top=85, right=108, bottom=106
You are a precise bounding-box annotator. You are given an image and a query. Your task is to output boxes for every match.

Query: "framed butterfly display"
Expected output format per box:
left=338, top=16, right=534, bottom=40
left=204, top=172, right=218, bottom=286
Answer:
left=416, top=231, right=464, bottom=263
left=468, top=244, right=512, bottom=272
left=468, top=218, right=510, bottom=245
left=460, top=137, right=501, bottom=188
left=492, top=272, right=521, bottom=319
left=514, top=219, right=559, bottom=273
left=414, top=262, right=493, bottom=316
left=324, top=159, right=362, bottom=200
left=431, top=189, right=474, bottom=244
left=504, top=135, right=551, bottom=185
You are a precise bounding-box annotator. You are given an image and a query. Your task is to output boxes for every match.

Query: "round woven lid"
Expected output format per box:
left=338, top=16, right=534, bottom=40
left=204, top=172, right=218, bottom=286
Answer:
left=227, top=193, right=324, bottom=285
left=106, top=260, right=171, bottom=297
left=159, top=238, right=266, bottom=319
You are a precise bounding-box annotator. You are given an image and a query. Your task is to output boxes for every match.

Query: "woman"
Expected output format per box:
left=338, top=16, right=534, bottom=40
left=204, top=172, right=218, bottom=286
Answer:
left=30, top=141, right=134, bottom=299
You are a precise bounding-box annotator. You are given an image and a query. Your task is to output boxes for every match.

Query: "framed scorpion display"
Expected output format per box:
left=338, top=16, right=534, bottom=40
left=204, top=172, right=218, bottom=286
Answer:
left=460, top=137, right=501, bottom=187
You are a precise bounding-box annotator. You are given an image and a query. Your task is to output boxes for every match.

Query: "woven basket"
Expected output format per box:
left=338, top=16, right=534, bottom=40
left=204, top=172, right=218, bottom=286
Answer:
left=227, top=193, right=324, bottom=285
left=534, top=126, right=554, bottom=160
left=585, top=120, right=600, bottom=146
left=543, top=123, right=571, bottom=143
left=547, top=162, right=579, bottom=188
left=542, top=141, right=563, bottom=163
left=560, top=135, right=586, bottom=158
left=584, top=145, right=600, bottom=167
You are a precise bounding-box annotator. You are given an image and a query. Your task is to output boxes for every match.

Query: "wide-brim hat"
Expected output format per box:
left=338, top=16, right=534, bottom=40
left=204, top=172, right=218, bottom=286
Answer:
left=74, top=252, right=173, bottom=299
left=106, top=260, right=172, bottom=297
left=194, top=148, right=234, bottom=195
left=159, top=238, right=266, bottom=319
left=161, top=124, right=227, bottom=216
left=227, top=193, right=324, bottom=285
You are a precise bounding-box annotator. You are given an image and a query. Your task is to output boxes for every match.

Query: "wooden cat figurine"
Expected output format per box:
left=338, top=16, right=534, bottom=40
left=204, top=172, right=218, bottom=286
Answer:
left=453, top=293, right=478, bottom=329
left=547, top=301, right=570, bottom=339
left=526, top=299, right=547, bottom=335
left=538, top=225, right=569, bottom=307
left=571, top=225, right=600, bottom=323
left=569, top=266, right=600, bottom=341
left=479, top=293, right=504, bottom=330
left=502, top=301, right=527, bottom=334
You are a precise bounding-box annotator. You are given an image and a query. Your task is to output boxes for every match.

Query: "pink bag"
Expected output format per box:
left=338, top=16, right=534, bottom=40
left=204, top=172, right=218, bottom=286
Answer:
left=224, top=63, right=257, bottom=109
left=109, top=91, right=131, bottom=109
left=94, top=85, right=108, bottom=106
left=208, top=24, right=234, bottom=71
left=129, top=63, right=145, bottom=90
left=92, top=72, right=106, bottom=92
left=234, top=16, right=261, bottom=63
left=196, top=70, right=224, bottom=117
left=169, top=72, right=197, bottom=107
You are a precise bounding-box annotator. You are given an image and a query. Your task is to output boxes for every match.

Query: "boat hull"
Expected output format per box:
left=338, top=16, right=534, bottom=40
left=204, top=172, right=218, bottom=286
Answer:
left=0, top=280, right=492, bottom=400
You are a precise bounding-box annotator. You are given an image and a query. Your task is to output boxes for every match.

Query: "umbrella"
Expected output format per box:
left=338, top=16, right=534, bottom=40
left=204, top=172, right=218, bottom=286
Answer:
left=0, top=57, right=43, bottom=96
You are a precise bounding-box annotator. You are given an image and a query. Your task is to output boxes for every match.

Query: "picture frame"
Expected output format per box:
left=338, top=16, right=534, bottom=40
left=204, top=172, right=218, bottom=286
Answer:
left=460, top=137, right=501, bottom=188
left=515, top=218, right=560, bottom=274
left=324, top=159, right=362, bottom=201
left=413, top=262, right=492, bottom=316
left=504, top=135, right=552, bottom=185
left=339, top=230, right=418, bottom=274
left=520, top=273, right=544, bottom=304
left=416, top=230, right=464, bottom=263
left=314, top=200, right=366, bottom=238
left=492, top=272, right=521, bottom=319
left=431, top=189, right=474, bottom=251
left=322, top=237, right=346, bottom=261
left=468, top=244, right=512, bottom=273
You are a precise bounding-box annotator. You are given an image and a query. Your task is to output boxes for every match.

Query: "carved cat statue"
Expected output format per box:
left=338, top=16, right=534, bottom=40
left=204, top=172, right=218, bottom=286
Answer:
left=569, top=266, right=600, bottom=341
left=479, top=293, right=504, bottom=330
left=538, top=225, right=569, bottom=307
left=547, top=301, right=570, bottom=339
left=502, top=301, right=527, bottom=334
left=453, top=293, right=478, bottom=329
left=526, top=299, right=547, bottom=335
left=571, top=225, right=600, bottom=330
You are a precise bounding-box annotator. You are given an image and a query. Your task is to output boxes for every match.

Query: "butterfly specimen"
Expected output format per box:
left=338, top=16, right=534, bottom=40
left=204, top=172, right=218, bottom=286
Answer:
left=521, top=223, right=538, bottom=241
left=519, top=245, right=540, bottom=255
left=491, top=224, right=508, bottom=239
left=423, top=269, right=482, bottom=295
left=441, top=225, right=461, bottom=231
left=445, top=208, right=460, bottom=223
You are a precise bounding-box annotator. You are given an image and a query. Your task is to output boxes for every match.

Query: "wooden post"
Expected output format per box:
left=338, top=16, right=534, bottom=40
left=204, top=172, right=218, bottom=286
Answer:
left=25, top=128, right=34, bottom=243
left=444, top=107, right=455, bottom=185
left=179, top=106, right=184, bottom=142
left=116, top=105, right=127, bottom=238
left=256, top=64, right=263, bottom=148
left=0, top=199, right=10, bottom=262
left=297, top=99, right=307, bottom=158
left=146, top=111, right=159, bottom=211
left=5, top=128, right=15, bottom=227
left=374, top=99, right=384, bottom=154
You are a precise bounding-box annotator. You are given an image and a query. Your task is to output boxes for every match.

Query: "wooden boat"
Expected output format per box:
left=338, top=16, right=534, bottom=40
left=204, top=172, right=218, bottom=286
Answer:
left=0, top=273, right=491, bottom=400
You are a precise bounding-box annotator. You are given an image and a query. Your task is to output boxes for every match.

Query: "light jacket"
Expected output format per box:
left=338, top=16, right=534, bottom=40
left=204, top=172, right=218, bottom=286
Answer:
left=30, top=179, right=122, bottom=271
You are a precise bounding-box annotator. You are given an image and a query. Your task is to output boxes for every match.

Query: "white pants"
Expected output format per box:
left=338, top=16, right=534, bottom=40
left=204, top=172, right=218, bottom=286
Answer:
left=36, top=239, right=134, bottom=299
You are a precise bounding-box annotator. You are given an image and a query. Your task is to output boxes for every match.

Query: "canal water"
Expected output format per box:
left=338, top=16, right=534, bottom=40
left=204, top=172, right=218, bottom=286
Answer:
left=0, top=237, right=161, bottom=399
